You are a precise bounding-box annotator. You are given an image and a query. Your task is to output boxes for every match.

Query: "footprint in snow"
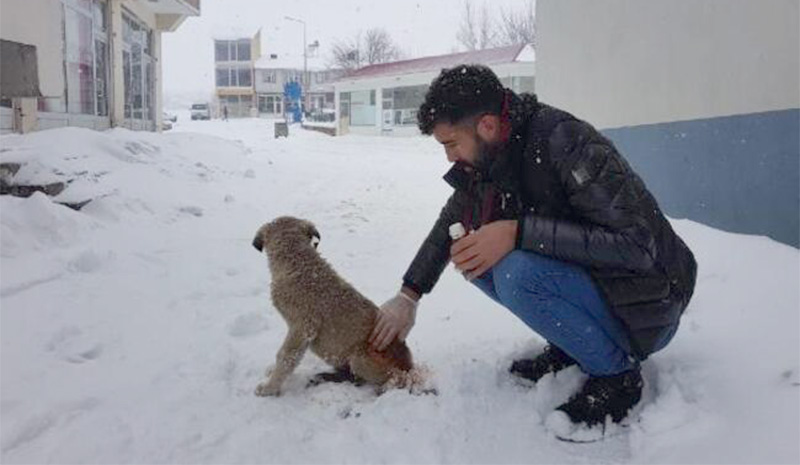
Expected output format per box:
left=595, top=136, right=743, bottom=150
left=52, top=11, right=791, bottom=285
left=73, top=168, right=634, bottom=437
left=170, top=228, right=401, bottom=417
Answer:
left=68, top=249, right=114, bottom=274
left=178, top=206, right=203, bottom=217
left=46, top=326, right=104, bottom=364
left=228, top=312, right=269, bottom=338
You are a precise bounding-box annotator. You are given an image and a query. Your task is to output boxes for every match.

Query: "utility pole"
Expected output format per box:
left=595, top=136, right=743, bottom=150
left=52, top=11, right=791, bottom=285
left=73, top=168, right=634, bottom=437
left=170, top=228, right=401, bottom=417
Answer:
left=284, top=16, right=307, bottom=110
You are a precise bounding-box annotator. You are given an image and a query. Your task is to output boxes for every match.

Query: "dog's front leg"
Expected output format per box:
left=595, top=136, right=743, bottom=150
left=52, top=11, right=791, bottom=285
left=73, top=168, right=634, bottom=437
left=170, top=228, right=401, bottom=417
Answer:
left=255, top=329, right=311, bottom=397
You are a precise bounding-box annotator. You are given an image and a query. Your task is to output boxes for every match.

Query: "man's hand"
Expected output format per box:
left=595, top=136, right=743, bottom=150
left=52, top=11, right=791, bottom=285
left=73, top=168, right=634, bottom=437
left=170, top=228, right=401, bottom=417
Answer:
left=451, top=220, right=517, bottom=280
left=369, top=291, right=418, bottom=351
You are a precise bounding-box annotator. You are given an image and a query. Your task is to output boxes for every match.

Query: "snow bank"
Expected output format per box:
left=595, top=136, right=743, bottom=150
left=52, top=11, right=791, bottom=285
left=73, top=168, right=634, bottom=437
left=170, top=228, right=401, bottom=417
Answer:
left=1, top=120, right=797, bottom=464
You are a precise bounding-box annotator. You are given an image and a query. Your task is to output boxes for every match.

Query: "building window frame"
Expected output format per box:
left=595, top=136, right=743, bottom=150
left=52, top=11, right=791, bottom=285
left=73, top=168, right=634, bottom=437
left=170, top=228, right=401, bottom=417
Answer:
left=121, top=9, right=154, bottom=123
left=62, top=0, right=109, bottom=116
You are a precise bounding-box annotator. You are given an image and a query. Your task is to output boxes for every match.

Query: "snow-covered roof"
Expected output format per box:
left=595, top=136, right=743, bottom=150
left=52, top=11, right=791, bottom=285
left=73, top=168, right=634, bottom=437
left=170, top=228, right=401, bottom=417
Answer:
left=344, top=43, right=534, bottom=80
left=254, top=53, right=329, bottom=72
left=211, top=27, right=259, bottom=41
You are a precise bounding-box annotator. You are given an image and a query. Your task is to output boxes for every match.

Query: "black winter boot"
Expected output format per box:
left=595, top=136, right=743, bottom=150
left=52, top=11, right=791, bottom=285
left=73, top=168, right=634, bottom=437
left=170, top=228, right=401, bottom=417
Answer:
left=509, top=345, right=577, bottom=383
left=555, top=369, right=643, bottom=427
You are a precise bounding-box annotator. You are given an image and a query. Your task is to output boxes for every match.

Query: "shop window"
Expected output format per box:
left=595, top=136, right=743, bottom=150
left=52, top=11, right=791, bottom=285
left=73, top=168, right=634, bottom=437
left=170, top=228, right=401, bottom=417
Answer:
left=122, top=9, right=154, bottom=121
left=64, top=5, right=94, bottom=115
left=350, top=90, right=376, bottom=126
left=384, top=85, right=426, bottom=126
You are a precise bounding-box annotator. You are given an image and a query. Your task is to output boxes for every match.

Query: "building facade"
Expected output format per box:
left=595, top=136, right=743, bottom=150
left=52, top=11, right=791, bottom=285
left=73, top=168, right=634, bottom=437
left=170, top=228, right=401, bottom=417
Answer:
left=333, top=44, right=536, bottom=137
left=214, top=30, right=260, bottom=118
left=254, top=53, right=342, bottom=120
left=536, top=0, right=799, bottom=247
left=0, top=0, right=200, bottom=134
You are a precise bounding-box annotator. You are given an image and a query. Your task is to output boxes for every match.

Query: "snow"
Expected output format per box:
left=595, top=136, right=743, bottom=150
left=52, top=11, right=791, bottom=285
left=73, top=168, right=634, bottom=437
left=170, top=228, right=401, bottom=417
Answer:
left=1, top=119, right=798, bottom=464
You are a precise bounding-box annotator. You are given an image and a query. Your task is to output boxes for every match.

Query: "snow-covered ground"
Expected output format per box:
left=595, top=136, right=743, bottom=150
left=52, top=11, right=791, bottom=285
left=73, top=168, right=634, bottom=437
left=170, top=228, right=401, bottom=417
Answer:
left=1, top=118, right=798, bottom=464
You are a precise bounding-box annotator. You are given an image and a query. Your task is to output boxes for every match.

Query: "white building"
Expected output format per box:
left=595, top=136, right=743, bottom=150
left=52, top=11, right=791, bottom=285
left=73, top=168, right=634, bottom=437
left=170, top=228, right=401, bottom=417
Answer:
left=333, top=44, right=536, bottom=136
left=254, top=52, right=343, bottom=119
left=214, top=30, right=260, bottom=119
left=0, top=0, right=200, bottom=134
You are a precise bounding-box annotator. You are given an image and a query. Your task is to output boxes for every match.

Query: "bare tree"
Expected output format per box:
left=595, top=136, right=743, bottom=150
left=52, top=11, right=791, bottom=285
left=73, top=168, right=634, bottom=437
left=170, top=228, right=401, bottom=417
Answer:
left=456, top=0, right=478, bottom=51
left=477, top=3, right=497, bottom=49
left=457, top=0, right=535, bottom=50
left=498, top=0, right=536, bottom=47
left=457, top=1, right=498, bottom=50
left=331, top=33, right=363, bottom=72
left=364, top=29, right=402, bottom=65
left=330, top=28, right=403, bottom=73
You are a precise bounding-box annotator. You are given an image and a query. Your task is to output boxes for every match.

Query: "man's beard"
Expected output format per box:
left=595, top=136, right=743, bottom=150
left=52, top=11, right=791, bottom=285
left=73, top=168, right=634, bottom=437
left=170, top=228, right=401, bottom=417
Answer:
left=473, top=134, right=503, bottom=174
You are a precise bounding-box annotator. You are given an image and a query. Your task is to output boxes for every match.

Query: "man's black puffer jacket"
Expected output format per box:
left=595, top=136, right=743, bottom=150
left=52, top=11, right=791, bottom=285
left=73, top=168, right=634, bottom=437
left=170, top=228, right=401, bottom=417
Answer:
left=402, top=91, right=697, bottom=359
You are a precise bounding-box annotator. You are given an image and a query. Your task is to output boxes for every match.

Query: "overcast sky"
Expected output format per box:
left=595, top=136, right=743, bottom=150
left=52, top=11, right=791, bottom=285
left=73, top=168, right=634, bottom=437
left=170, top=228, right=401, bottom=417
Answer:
left=161, top=0, right=534, bottom=99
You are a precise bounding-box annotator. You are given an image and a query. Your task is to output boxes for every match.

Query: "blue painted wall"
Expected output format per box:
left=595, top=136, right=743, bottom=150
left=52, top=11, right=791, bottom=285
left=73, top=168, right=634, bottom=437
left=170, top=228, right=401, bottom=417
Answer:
left=603, top=109, right=800, bottom=248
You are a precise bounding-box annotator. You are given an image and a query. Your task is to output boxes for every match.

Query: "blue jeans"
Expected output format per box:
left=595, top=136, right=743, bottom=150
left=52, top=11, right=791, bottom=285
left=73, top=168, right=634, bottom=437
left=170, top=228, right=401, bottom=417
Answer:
left=472, top=251, right=637, bottom=376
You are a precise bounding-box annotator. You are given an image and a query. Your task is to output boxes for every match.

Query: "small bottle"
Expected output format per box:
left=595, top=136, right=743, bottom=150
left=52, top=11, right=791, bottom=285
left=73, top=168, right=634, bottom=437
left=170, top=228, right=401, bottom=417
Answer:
left=449, top=222, right=467, bottom=240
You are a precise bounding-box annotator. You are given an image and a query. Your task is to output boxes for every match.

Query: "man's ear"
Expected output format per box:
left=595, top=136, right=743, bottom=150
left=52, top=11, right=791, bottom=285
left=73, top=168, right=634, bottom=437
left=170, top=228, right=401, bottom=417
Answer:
left=476, top=114, right=501, bottom=142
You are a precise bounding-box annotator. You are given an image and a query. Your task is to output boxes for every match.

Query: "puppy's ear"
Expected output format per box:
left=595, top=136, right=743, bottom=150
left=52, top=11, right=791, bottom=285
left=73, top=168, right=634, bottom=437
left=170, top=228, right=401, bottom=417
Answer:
left=252, top=234, right=264, bottom=252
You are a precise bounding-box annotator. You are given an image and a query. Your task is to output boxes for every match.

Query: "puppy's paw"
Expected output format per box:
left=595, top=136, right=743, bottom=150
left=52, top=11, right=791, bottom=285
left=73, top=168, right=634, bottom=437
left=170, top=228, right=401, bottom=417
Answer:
left=255, top=382, right=281, bottom=397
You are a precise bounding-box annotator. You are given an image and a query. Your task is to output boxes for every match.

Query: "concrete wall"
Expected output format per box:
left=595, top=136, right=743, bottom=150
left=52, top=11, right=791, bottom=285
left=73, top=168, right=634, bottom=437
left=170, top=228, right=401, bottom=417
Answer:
left=0, top=0, right=65, bottom=102
left=536, top=0, right=799, bottom=128
left=535, top=0, right=800, bottom=247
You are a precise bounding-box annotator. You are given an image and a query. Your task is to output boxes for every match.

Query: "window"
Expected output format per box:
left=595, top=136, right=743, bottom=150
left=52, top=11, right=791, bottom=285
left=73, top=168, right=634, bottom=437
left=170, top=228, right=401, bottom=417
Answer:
left=216, top=66, right=253, bottom=88
left=238, top=68, right=251, bottom=87
left=350, top=90, right=376, bottom=126
left=64, top=0, right=107, bottom=115
left=237, top=40, right=251, bottom=61
left=216, top=68, right=229, bottom=86
left=122, top=9, right=154, bottom=122
left=92, top=0, right=106, bottom=32
left=383, top=85, right=426, bottom=126
left=511, top=76, right=536, bottom=94
left=215, top=41, right=229, bottom=62
left=94, top=39, right=107, bottom=116
left=261, top=71, right=276, bottom=83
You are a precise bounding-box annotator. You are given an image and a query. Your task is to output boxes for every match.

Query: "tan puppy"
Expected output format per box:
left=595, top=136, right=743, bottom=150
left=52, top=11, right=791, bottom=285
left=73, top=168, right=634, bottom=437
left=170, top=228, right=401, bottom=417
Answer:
left=252, top=216, right=413, bottom=396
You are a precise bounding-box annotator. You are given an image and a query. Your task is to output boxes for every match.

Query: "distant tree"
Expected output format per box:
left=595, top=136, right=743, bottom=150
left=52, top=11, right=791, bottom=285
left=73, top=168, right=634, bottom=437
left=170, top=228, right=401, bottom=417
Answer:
left=457, top=0, right=536, bottom=50
left=498, top=0, right=536, bottom=47
left=364, top=29, right=402, bottom=65
left=456, top=1, right=497, bottom=51
left=330, top=28, right=403, bottom=73
left=331, top=33, right=362, bottom=72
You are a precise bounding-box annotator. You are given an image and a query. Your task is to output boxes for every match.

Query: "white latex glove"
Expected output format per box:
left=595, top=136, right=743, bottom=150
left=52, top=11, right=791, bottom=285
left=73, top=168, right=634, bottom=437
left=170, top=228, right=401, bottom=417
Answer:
left=369, top=292, right=418, bottom=351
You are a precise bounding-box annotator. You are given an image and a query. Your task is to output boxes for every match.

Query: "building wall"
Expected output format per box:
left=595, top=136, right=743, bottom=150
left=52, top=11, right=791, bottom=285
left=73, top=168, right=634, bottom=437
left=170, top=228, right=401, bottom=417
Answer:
left=536, top=0, right=799, bottom=128
left=536, top=0, right=800, bottom=247
left=1, top=0, right=66, bottom=100
left=1, top=0, right=191, bottom=134
left=334, top=61, right=536, bottom=137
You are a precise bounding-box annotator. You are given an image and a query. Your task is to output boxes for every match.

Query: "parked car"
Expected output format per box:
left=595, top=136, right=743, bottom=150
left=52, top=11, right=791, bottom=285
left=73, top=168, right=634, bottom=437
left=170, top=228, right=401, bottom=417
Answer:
left=163, top=111, right=178, bottom=123
left=190, top=103, right=210, bottom=120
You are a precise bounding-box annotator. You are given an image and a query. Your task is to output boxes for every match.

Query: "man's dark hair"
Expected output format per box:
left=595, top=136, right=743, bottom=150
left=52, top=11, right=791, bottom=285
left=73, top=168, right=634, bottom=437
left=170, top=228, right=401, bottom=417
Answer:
left=417, top=64, right=506, bottom=135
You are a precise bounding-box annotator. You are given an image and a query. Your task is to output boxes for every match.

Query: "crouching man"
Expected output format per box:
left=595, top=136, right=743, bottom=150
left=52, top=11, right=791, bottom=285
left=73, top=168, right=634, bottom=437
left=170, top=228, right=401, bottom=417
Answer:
left=369, top=65, right=697, bottom=428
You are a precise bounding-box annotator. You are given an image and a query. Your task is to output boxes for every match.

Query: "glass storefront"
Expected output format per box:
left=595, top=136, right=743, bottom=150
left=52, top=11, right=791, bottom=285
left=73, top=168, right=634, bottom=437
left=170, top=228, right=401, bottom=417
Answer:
left=64, top=0, right=108, bottom=116
left=349, top=90, right=376, bottom=126
left=123, top=9, right=154, bottom=125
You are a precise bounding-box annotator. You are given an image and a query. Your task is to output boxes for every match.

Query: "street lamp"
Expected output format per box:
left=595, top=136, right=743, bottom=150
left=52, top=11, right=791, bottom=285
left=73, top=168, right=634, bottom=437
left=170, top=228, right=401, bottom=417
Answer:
left=284, top=16, right=307, bottom=90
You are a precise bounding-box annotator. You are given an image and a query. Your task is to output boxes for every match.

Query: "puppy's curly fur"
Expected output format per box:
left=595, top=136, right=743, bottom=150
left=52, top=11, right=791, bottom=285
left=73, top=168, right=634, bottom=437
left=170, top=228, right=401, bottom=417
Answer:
left=252, top=216, right=413, bottom=396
